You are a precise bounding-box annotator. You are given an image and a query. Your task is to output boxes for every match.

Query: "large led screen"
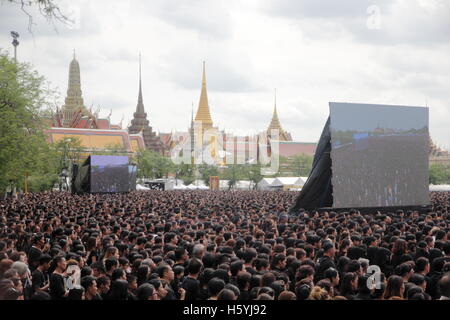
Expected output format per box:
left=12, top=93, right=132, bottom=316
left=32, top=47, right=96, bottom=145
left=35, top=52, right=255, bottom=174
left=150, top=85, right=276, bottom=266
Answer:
left=329, top=102, right=429, bottom=208
left=90, top=156, right=136, bottom=193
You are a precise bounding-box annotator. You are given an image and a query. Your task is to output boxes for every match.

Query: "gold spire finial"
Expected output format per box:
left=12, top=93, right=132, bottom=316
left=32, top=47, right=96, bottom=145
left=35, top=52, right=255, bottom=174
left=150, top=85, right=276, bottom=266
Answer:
left=195, top=61, right=213, bottom=128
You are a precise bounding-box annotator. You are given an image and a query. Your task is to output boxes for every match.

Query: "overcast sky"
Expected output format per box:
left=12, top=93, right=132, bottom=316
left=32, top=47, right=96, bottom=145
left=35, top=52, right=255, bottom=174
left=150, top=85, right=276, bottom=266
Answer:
left=1, top=0, right=449, bottom=149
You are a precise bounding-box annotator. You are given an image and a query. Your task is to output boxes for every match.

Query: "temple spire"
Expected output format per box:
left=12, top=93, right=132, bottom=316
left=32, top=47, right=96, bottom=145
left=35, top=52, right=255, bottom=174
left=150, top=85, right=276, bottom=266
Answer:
left=128, top=54, right=149, bottom=134
left=266, top=89, right=292, bottom=141
left=195, top=61, right=213, bottom=129
left=268, top=88, right=282, bottom=131
left=62, top=51, right=85, bottom=126
left=136, top=53, right=145, bottom=114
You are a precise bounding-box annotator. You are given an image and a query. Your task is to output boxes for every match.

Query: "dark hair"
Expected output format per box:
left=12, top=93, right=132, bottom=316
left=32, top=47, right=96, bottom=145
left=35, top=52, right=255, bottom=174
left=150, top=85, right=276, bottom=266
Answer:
left=208, top=277, right=225, bottom=297
left=111, top=268, right=125, bottom=282
left=230, top=260, right=244, bottom=277
left=340, top=272, right=358, bottom=297
left=135, top=283, right=155, bottom=300
left=383, top=275, right=404, bottom=299
left=108, top=280, right=129, bottom=300
left=415, top=257, right=429, bottom=273
left=324, top=268, right=338, bottom=281
left=237, top=272, right=251, bottom=290
left=187, top=258, right=202, bottom=275
left=67, top=287, right=84, bottom=300
left=105, top=257, right=118, bottom=272
left=80, top=276, right=96, bottom=291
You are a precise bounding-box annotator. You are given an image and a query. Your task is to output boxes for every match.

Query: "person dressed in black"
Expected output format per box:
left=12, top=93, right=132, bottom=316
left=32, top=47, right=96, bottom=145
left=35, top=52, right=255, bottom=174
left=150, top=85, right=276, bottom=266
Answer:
left=316, top=242, right=336, bottom=282
left=182, top=258, right=202, bottom=300
left=31, top=254, right=51, bottom=295
left=49, top=256, right=70, bottom=300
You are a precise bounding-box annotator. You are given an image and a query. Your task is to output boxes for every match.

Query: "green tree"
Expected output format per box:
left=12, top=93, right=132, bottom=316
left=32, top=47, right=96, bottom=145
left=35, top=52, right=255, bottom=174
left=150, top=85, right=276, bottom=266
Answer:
left=244, top=164, right=263, bottom=190
left=52, top=136, right=84, bottom=171
left=0, top=50, right=59, bottom=192
left=290, top=154, right=313, bottom=176
left=429, top=163, right=450, bottom=185
left=176, top=162, right=196, bottom=186
left=198, top=163, right=219, bottom=186
left=221, top=164, right=244, bottom=190
left=136, top=150, right=173, bottom=179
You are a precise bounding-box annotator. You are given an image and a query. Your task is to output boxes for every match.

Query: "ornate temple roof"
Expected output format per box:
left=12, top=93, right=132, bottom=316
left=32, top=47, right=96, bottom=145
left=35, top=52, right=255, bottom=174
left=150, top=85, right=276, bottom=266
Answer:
left=194, top=61, right=213, bottom=129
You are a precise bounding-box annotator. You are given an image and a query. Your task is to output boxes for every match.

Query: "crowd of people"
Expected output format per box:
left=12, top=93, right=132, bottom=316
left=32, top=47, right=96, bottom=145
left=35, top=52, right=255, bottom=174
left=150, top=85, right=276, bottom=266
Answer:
left=0, top=190, right=449, bottom=300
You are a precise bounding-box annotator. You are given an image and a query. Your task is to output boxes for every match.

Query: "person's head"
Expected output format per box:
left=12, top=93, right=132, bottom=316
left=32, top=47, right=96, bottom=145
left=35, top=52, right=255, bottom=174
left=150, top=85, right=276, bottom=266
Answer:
left=175, top=247, right=188, bottom=262
left=395, top=263, right=414, bottom=280
left=208, top=277, right=225, bottom=298
left=11, top=261, right=29, bottom=279
left=67, top=286, right=85, bottom=300
left=0, top=279, right=20, bottom=300
left=296, top=265, right=315, bottom=282
left=340, top=272, right=358, bottom=296
left=105, top=246, right=120, bottom=259
left=409, top=274, right=427, bottom=291
left=309, top=286, right=330, bottom=300
left=322, top=242, right=335, bottom=257
left=278, top=290, right=296, bottom=300
left=295, top=283, right=311, bottom=300
left=438, top=272, right=450, bottom=299
left=187, top=258, right=203, bottom=276
left=383, top=275, right=405, bottom=300
left=96, top=276, right=110, bottom=294
left=243, top=248, right=257, bottom=265
left=105, top=257, right=119, bottom=273
left=111, top=268, right=126, bottom=282
left=230, top=260, right=244, bottom=277
left=136, top=283, right=157, bottom=300
left=317, top=279, right=333, bottom=297
left=415, top=257, right=430, bottom=274
left=324, top=267, right=340, bottom=287
left=217, top=288, right=237, bottom=300
left=32, top=233, right=45, bottom=248
left=237, top=272, right=252, bottom=291
left=271, top=253, right=286, bottom=270
left=109, top=280, right=129, bottom=300
left=148, top=279, right=167, bottom=300
left=193, top=244, right=205, bottom=259
left=91, top=261, right=106, bottom=277
left=80, top=276, right=97, bottom=299
left=156, top=264, right=174, bottom=282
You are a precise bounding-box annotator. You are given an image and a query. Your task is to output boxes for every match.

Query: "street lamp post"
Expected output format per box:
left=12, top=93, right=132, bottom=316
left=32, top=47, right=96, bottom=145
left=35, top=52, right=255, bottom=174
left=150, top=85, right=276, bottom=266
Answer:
left=10, top=31, right=19, bottom=62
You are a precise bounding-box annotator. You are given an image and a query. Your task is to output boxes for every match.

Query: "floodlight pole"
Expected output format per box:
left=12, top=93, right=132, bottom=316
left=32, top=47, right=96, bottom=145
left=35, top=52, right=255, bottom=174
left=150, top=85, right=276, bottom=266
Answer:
left=11, top=31, right=19, bottom=62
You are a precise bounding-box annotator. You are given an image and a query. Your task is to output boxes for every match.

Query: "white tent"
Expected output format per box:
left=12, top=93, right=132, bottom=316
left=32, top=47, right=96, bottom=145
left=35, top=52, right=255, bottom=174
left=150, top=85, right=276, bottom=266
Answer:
left=257, top=178, right=276, bottom=190
left=173, top=184, right=188, bottom=190
left=271, top=177, right=305, bottom=190
left=136, top=184, right=150, bottom=191
left=429, top=185, right=450, bottom=192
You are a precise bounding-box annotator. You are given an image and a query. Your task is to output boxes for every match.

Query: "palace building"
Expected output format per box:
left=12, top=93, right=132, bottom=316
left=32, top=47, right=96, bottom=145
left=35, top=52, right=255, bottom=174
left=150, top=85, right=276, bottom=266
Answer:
left=45, top=53, right=155, bottom=155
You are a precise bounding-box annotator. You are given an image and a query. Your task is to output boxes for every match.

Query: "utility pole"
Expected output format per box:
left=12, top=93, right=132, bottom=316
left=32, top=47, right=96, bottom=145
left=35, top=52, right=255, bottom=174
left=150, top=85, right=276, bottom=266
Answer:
left=10, top=31, right=19, bottom=62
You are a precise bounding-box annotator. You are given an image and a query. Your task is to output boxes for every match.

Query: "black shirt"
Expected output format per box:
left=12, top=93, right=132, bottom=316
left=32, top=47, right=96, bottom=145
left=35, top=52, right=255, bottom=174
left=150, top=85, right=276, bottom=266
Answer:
left=28, top=246, right=42, bottom=272
left=182, top=276, right=200, bottom=300
left=32, top=269, right=48, bottom=294
left=49, top=273, right=66, bottom=300
left=316, top=255, right=336, bottom=281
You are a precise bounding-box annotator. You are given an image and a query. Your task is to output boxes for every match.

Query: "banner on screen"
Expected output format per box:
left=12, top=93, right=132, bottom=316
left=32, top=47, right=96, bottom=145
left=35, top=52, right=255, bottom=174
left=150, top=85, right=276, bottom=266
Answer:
left=329, top=102, right=429, bottom=208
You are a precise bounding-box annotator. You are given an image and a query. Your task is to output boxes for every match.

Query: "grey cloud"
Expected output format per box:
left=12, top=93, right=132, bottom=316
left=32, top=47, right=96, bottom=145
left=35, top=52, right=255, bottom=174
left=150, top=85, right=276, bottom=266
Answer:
left=157, top=45, right=265, bottom=93
left=267, top=0, right=392, bottom=19
left=264, top=0, right=450, bottom=46
left=133, top=0, right=232, bottom=39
